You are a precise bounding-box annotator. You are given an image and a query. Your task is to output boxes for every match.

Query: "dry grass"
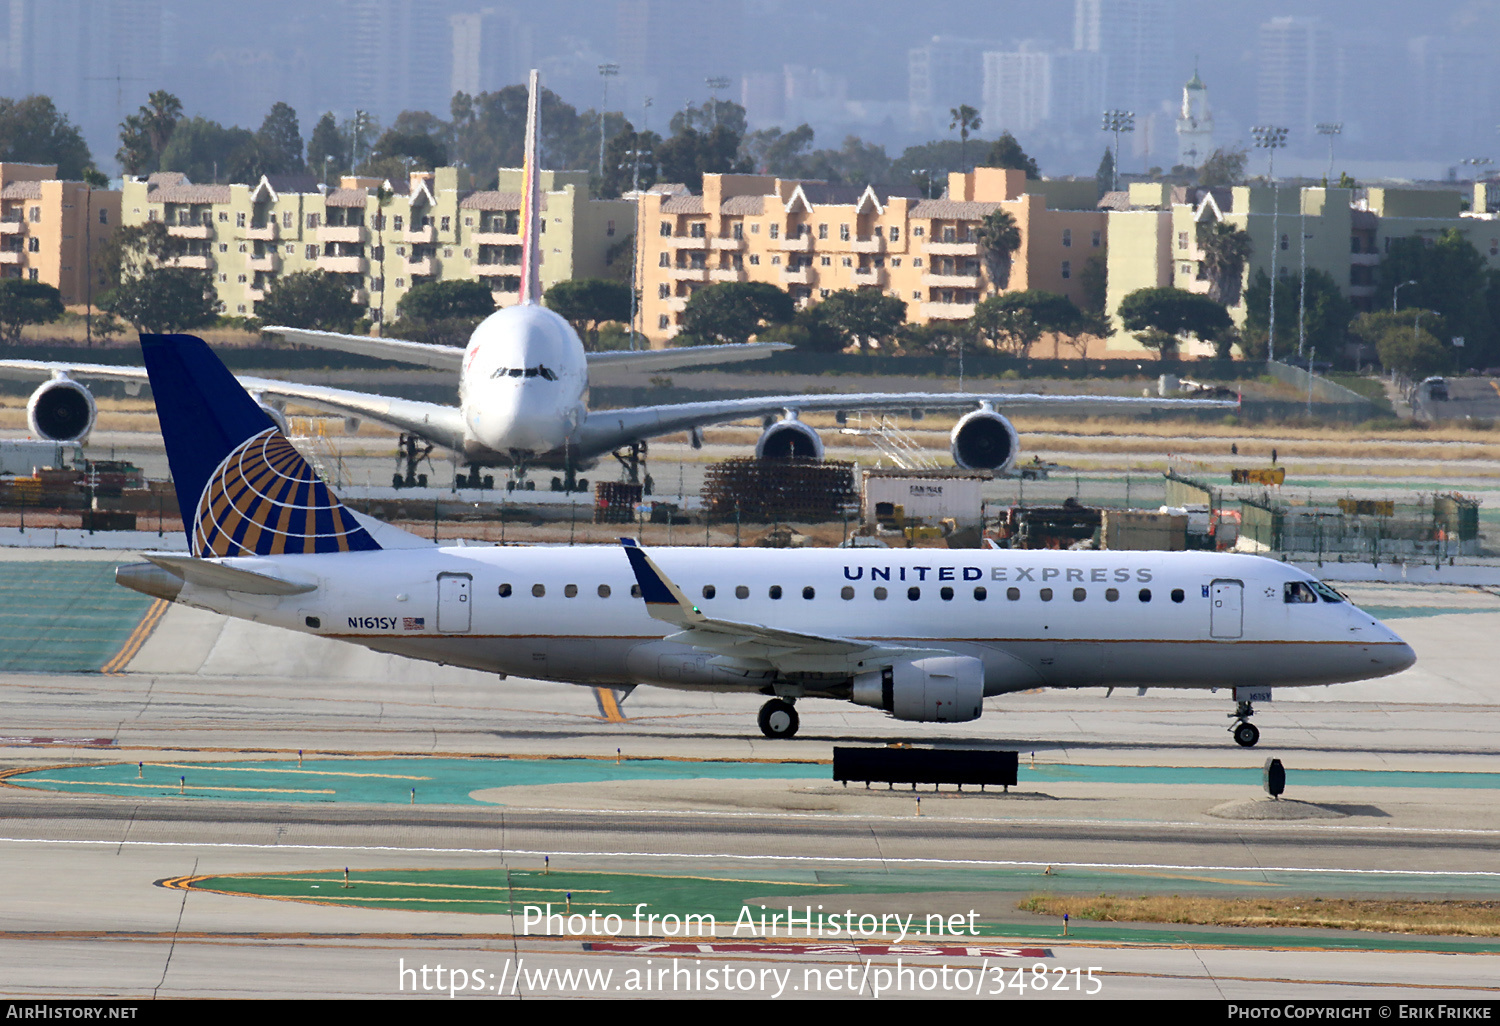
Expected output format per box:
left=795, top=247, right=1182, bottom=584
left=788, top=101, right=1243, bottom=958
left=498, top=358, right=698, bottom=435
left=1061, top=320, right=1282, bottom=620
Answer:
left=1020, top=893, right=1500, bottom=937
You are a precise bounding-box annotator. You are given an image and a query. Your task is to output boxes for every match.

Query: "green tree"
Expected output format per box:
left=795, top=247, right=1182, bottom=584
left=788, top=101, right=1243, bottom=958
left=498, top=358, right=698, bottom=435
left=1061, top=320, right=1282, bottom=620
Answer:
left=116, top=90, right=182, bottom=175
left=817, top=289, right=907, bottom=354
left=0, top=96, right=92, bottom=179
left=361, top=122, right=448, bottom=179
left=976, top=208, right=1021, bottom=290
left=1078, top=252, right=1108, bottom=321
left=759, top=303, right=847, bottom=352
left=1197, top=219, right=1253, bottom=306
left=449, top=85, right=594, bottom=187
left=397, top=279, right=496, bottom=323
left=1198, top=147, right=1247, bottom=188
left=0, top=279, right=63, bottom=343
left=544, top=278, right=633, bottom=348
left=159, top=117, right=260, bottom=183
left=1094, top=148, right=1115, bottom=197
left=1375, top=228, right=1495, bottom=368
left=1117, top=286, right=1232, bottom=360
left=94, top=221, right=174, bottom=297
left=985, top=131, right=1040, bottom=179
left=1242, top=268, right=1353, bottom=359
left=1349, top=309, right=1452, bottom=378
left=307, top=112, right=348, bottom=183
left=669, top=100, right=748, bottom=138
left=970, top=290, right=1084, bottom=357
left=599, top=127, right=661, bottom=199
left=740, top=124, right=815, bottom=175
left=948, top=104, right=982, bottom=172
left=255, top=102, right=304, bottom=175
left=255, top=270, right=363, bottom=332
left=655, top=124, right=748, bottom=192
left=105, top=268, right=220, bottom=334
left=678, top=281, right=794, bottom=346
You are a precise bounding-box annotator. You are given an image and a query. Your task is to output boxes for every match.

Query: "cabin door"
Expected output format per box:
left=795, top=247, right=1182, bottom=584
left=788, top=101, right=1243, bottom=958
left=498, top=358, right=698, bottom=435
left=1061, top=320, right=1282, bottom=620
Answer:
left=1210, top=579, right=1243, bottom=639
left=437, top=573, right=473, bottom=633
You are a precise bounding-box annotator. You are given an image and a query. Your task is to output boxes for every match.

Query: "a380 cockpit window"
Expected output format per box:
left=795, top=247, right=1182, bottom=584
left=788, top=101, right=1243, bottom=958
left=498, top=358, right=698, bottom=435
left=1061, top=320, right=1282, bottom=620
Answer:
left=1285, top=580, right=1344, bottom=604
left=492, top=365, right=558, bottom=381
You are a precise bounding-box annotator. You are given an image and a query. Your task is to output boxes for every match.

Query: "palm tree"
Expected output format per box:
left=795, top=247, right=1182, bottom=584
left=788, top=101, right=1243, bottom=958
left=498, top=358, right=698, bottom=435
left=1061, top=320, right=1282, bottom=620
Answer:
left=949, top=104, right=982, bottom=171
left=1197, top=219, right=1252, bottom=306
left=976, top=208, right=1021, bottom=290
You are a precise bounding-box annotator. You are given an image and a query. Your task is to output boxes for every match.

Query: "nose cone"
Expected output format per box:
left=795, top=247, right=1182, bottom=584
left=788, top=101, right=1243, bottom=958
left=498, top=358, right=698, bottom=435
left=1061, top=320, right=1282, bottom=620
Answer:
left=1387, top=641, right=1417, bottom=674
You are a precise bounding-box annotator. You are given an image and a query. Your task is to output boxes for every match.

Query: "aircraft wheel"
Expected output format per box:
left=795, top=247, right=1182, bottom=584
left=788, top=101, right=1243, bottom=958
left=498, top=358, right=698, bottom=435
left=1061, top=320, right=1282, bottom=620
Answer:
left=551, top=477, right=563, bottom=491
left=417, top=473, right=428, bottom=488
left=757, top=699, right=799, bottom=739
left=483, top=475, right=494, bottom=489
left=392, top=474, right=403, bottom=489
left=1233, top=722, right=1260, bottom=748
left=577, top=478, right=588, bottom=493
left=525, top=480, right=535, bottom=491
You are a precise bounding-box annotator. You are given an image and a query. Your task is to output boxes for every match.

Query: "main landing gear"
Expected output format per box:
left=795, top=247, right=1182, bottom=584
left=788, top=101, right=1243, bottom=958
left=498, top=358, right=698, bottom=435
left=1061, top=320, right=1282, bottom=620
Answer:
left=549, top=467, right=589, bottom=493
left=1230, top=700, right=1260, bottom=748
left=611, top=440, right=654, bottom=495
left=392, top=433, right=434, bottom=489
left=758, top=698, right=799, bottom=739
left=455, top=464, right=495, bottom=490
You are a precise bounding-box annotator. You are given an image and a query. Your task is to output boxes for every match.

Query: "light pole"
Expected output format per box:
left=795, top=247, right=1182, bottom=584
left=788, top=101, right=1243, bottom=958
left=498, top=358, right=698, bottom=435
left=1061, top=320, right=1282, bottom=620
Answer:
left=598, top=63, right=619, bottom=177
left=1298, top=186, right=1310, bottom=359
left=1101, top=109, right=1135, bottom=192
left=1252, top=124, right=1288, bottom=362
left=1316, top=122, right=1342, bottom=183
left=1394, top=278, right=1417, bottom=313
left=706, top=76, right=731, bottom=127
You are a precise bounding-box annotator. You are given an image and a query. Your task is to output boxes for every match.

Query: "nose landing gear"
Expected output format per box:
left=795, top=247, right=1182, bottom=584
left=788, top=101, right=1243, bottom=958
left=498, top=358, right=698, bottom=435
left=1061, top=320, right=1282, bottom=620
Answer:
left=757, top=698, right=799, bottom=739
left=1230, top=701, right=1260, bottom=747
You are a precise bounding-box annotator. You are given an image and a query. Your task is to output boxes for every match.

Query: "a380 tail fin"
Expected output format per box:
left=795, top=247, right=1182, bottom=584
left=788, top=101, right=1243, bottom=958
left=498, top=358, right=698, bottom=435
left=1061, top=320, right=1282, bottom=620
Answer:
left=519, top=68, right=543, bottom=305
left=141, top=333, right=381, bottom=558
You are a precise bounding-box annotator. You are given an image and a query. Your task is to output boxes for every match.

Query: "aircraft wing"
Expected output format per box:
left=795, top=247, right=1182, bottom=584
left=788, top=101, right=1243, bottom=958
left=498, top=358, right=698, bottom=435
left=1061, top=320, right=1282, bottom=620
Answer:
left=578, top=390, right=1237, bottom=457
left=261, top=326, right=465, bottom=371
left=585, top=342, right=791, bottom=374
left=0, top=359, right=468, bottom=452
left=621, top=539, right=950, bottom=674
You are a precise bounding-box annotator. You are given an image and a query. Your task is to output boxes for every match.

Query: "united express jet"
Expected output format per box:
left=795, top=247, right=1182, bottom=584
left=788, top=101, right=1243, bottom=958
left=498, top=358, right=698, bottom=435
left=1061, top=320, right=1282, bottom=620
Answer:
left=115, top=332, right=1416, bottom=747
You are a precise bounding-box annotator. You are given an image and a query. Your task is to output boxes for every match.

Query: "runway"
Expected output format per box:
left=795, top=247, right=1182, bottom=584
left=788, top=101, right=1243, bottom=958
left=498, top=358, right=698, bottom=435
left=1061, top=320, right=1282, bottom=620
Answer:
left=1, top=550, right=1499, bottom=998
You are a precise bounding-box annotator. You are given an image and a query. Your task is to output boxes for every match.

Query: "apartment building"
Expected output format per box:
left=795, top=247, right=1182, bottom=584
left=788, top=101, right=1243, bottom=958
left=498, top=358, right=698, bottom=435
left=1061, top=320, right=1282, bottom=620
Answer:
left=636, top=167, right=1106, bottom=347
left=119, top=167, right=633, bottom=323
left=0, top=163, right=120, bottom=305
left=1104, top=180, right=1500, bottom=355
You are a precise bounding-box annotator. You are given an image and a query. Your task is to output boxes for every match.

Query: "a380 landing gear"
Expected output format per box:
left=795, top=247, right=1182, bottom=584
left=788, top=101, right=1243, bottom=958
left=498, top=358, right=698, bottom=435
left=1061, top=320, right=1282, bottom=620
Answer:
left=757, top=699, right=799, bottom=739
left=1230, top=701, right=1260, bottom=747
left=392, top=433, right=434, bottom=489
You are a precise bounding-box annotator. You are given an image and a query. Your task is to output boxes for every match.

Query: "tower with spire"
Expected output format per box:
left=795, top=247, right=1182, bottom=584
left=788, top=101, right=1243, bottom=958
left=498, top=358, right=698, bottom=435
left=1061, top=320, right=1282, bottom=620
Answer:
left=1176, top=64, right=1214, bottom=168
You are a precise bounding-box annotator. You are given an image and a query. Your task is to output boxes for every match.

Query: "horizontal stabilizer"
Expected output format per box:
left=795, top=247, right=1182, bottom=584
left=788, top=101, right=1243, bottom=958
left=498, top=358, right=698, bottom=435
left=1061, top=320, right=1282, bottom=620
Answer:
left=142, top=552, right=316, bottom=595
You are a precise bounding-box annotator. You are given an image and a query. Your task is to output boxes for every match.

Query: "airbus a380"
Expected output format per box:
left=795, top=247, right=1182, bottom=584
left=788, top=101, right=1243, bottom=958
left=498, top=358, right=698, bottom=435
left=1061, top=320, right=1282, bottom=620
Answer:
left=0, top=71, right=1232, bottom=488
left=116, top=331, right=1417, bottom=747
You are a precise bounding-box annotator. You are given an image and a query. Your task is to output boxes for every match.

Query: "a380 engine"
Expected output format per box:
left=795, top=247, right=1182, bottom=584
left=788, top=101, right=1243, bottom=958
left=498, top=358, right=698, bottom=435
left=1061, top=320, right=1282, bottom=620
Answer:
left=949, top=406, right=1018, bottom=472
left=755, top=414, right=823, bottom=460
left=26, top=378, right=96, bottom=442
left=851, top=655, right=985, bottom=723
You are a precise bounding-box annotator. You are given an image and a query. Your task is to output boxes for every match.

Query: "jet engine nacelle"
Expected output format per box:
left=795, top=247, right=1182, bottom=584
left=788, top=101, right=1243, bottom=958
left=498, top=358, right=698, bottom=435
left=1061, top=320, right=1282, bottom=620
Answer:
left=26, top=377, right=96, bottom=442
left=851, top=655, right=984, bottom=723
left=950, top=407, right=1018, bottom=472
left=755, top=416, right=824, bottom=460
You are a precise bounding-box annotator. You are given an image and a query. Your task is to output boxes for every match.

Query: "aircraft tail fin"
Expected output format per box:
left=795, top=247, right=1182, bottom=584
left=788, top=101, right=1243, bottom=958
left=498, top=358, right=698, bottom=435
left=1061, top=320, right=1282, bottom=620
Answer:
left=140, top=333, right=381, bottom=558
left=519, top=68, right=543, bottom=305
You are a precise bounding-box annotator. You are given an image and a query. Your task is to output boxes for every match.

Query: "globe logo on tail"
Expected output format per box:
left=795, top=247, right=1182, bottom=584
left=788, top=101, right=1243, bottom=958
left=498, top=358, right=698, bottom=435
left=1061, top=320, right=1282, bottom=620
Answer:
left=192, top=428, right=378, bottom=557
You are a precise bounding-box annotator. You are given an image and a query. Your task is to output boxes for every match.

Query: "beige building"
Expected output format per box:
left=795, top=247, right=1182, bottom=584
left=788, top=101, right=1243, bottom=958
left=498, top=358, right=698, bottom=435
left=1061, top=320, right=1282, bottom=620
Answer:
left=636, top=167, right=1106, bottom=347
left=0, top=163, right=120, bottom=305
left=120, top=167, right=633, bottom=324
left=1106, top=180, right=1500, bottom=356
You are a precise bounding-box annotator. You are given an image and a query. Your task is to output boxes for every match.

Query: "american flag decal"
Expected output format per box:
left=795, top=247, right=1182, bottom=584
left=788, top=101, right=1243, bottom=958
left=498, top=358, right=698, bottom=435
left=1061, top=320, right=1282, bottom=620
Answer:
left=403, top=617, right=425, bottom=630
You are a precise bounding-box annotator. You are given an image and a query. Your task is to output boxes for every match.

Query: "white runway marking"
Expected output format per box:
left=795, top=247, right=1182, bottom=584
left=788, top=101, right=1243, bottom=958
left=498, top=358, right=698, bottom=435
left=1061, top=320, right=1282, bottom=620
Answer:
left=3, top=835, right=1498, bottom=878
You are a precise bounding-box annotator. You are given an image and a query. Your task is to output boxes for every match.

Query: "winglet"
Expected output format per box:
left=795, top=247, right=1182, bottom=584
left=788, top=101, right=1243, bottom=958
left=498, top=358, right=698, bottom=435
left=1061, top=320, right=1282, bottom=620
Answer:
left=519, top=68, right=543, bottom=305
left=620, top=538, right=703, bottom=626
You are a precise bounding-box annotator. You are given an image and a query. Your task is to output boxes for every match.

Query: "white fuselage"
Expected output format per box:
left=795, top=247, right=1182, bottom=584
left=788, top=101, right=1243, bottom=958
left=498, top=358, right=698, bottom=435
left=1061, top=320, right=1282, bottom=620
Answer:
left=172, top=546, right=1414, bottom=698
left=457, top=305, right=588, bottom=462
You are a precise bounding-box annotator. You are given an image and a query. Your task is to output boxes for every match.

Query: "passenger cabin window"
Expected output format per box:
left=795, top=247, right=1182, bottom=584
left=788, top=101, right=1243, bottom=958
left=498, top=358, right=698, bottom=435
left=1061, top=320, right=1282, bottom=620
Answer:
left=841, top=586, right=854, bottom=600
left=974, top=586, right=987, bottom=600
left=907, top=587, right=920, bottom=600
left=769, top=586, right=782, bottom=599
left=1007, top=587, right=1020, bottom=601
left=702, top=585, right=716, bottom=599
left=1171, top=588, right=1185, bottom=603
left=940, top=587, right=954, bottom=600
left=735, top=586, right=749, bottom=599
left=1039, top=588, right=1053, bottom=601
left=564, top=584, right=578, bottom=598
left=802, top=586, right=815, bottom=599
left=874, top=587, right=888, bottom=600
left=1105, top=588, right=1119, bottom=602
left=1073, top=588, right=1086, bottom=601
left=631, top=585, right=641, bottom=598
left=1139, top=588, right=1152, bottom=602
left=532, top=584, right=545, bottom=597
left=499, top=584, right=512, bottom=597
left=598, top=584, right=611, bottom=598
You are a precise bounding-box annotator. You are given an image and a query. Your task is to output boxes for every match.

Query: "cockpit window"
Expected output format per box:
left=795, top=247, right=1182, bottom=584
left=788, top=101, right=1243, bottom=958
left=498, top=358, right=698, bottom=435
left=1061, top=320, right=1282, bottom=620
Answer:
left=1283, top=581, right=1319, bottom=604
left=1309, top=580, right=1346, bottom=603
left=492, top=365, right=558, bottom=381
